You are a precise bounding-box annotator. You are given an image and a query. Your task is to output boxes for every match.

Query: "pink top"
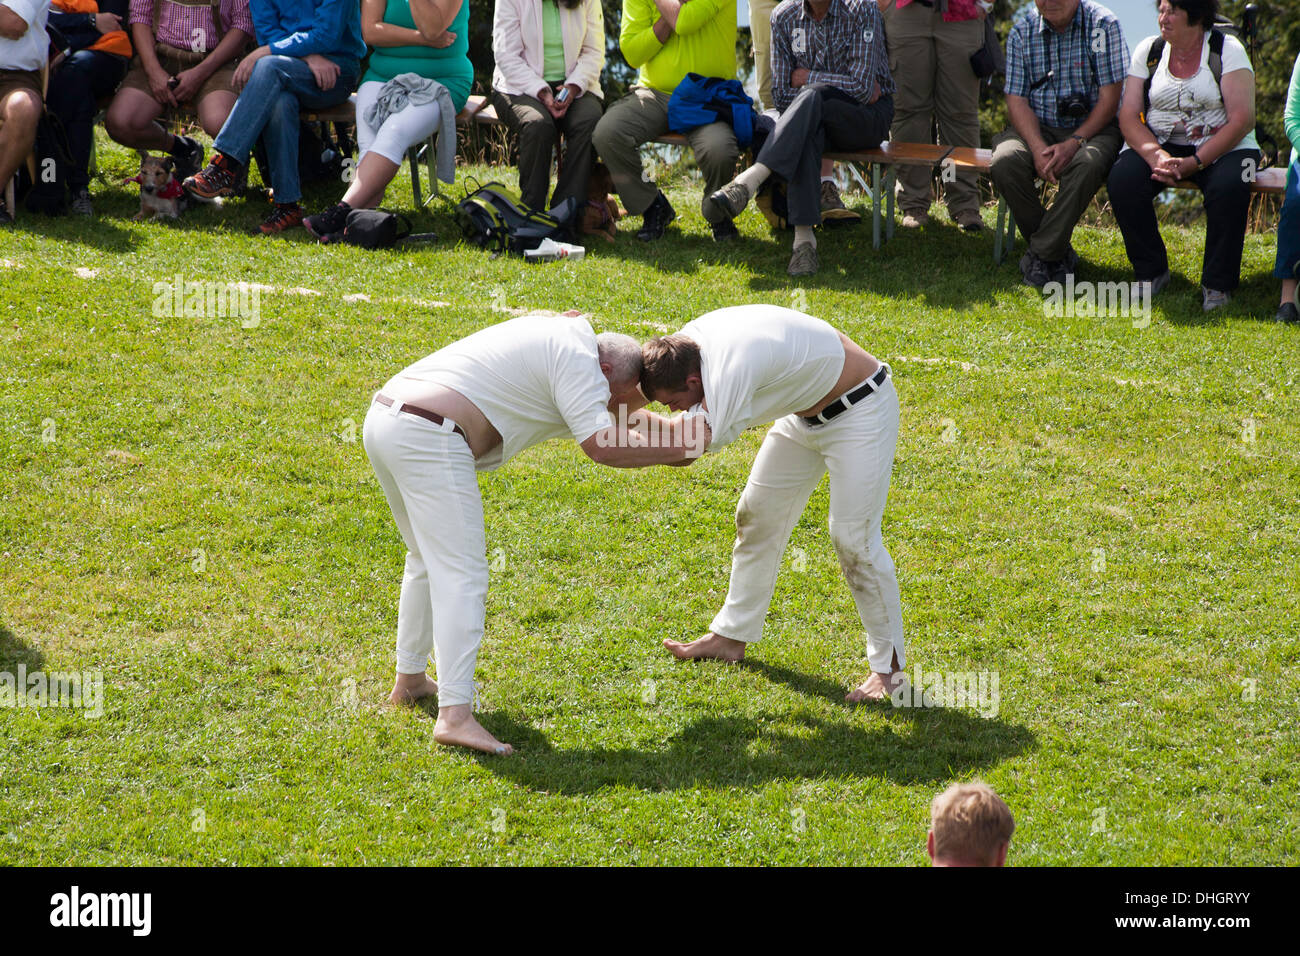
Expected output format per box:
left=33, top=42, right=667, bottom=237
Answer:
left=128, top=0, right=254, bottom=53
left=894, top=0, right=981, bottom=22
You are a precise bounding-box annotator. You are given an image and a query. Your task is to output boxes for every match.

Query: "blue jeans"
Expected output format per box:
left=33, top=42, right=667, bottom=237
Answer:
left=214, top=54, right=358, bottom=204
left=1274, top=160, right=1300, bottom=280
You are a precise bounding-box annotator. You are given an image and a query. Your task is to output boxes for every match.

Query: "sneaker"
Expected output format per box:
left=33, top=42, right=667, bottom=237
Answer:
left=711, top=218, right=740, bottom=242
left=900, top=211, right=928, bottom=229
left=1202, top=287, right=1231, bottom=313
left=304, top=201, right=351, bottom=241
left=1019, top=250, right=1052, bottom=288
left=788, top=241, right=819, bottom=276
left=955, top=210, right=984, bottom=233
left=258, top=202, right=305, bottom=235
left=1276, top=301, right=1300, bottom=324
left=820, top=179, right=860, bottom=228
left=636, top=190, right=676, bottom=242
left=184, top=153, right=242, bottom=202
left=69, top=188, right=93, bottom=217
left=1146, top=270, right=1172, bottom=296
left=170, top=135, right=205, bottom=181
left=703, top=180, right=750, bottom=222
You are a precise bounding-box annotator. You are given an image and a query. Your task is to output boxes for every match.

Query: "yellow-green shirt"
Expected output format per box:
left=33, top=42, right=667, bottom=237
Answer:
left=542, top=0, right=566, bottom=84
left=619, top=0, right=737, bottom=94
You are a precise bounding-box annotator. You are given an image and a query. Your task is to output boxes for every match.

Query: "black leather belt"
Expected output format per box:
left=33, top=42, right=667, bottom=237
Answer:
left=802, top=364, right=889, bottom=427
left=375, top=393, right=468, bottom=441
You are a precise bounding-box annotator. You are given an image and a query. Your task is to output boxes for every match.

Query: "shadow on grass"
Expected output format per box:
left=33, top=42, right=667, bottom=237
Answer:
left=473, top=678, right=1034, bottom=795
left=9, top=215, right=140, bottom=254
left=0, top=623, right=43, bottom=672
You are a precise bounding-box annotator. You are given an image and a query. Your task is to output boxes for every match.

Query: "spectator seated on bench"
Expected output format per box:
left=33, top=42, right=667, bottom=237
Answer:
left=105, top=0, right=253, bottom=183
left=27, top=0, right=131, bottom=217
left=1274, top=49, right=1300, bottom=325
left=489, top=0, right=604, bottom=222
left=304, top=0, right=469, bottom=238
left=1108, top=0, right=1260, bottom=314
left=703, top=0, right=893, bottom=276
left=0, top=0, right=48, bottom=225
left=592, top=0, right=741, bottom=242
left=991, top=0, right=1128, bottom=288
left=182, top=0, right=363, bottom=235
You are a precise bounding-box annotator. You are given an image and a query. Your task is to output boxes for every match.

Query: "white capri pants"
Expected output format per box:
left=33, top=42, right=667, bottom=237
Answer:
left=709, top=373, right=906, bottom=674
left=362, top=396, right=486, bottom=707
left=355, top=80, right=444, bottom=166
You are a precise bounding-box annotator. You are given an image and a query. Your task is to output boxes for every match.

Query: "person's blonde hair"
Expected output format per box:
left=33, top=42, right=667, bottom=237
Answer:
left=930, top=782, right=1015, bottom=866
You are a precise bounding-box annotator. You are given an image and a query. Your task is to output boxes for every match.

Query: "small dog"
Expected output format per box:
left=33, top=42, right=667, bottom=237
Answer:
left=580, top=162, right=621, bottom=243
left=129, top=152, right=186, bottom=221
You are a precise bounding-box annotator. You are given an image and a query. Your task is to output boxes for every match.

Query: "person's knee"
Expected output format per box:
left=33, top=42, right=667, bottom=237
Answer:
left=592, top=111, right=631, bottom=156
left=518, top=113, right=557, bottom=149
left=991, top=138, right=1030, bottom=185
left=2, top=89, right=42, bottom=127
left=694, top=130, right=739, bottom=176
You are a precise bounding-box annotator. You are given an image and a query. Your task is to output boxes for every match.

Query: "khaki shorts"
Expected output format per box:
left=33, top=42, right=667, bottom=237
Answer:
left=120, top=49, right=238, bottom=107
left=0, top=69, right=43, bottom=105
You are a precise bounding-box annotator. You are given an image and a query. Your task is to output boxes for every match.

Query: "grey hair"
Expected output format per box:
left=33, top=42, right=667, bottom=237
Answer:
left=596, top=332, right=643, bottom=386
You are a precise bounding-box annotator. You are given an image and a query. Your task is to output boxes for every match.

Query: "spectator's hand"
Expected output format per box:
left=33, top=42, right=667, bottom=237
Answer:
left=1042, top=138, right=1080, bottom=180
left=147, top=65, right=178, bottom=106
left=0, top=5, right=29, bottom=40
left=171, top=67, right=205, bottom=103
left=425, top=29, right=455, bottom=48
left=94, top=12, right=122, bottom=33
left=1149, top=150, right=1182, bottom=185
left=551, top=84, right=580, bottom=118
left=791, top=67, right=810, bottom=88
left=1033, top=145, right=1058, bottom=184
left=538, top=86, right=562, bottom=119
left=305, top=53, right=341, bottom=91
left=232, top=45, right=270, bottom=91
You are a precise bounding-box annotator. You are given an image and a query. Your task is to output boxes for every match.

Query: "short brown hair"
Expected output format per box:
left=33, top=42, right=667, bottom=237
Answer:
left=930, top=782, right=1015, bottom=866
left=640, top=335, right=701, bottom=396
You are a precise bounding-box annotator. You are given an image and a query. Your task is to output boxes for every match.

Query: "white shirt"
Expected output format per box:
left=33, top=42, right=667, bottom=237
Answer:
left=678, top=305, right=845, bottom=451
left=1127, top=32, right=1257, bottom=153
left=390, top=314, right=613, bottom=472
left=0, top=0, right=50, bottom=73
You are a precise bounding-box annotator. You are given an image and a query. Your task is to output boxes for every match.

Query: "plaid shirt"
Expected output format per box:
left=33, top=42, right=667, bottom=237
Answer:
left=128, top=0, right=253, bottom=53
left=1004, top=0, right=1128, bottom=130
left=770, top=0, right=894, bottom=113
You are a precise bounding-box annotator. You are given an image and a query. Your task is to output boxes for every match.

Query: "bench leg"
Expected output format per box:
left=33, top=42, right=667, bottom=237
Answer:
left=995, top=194, right=1014, bottom=264
left=885, top=166, right=896, bottom=243
left=871, top=164, right=882, bottom=251
left=425, top=134, right=437, bottom=202
left=409, top=145, right=423, bottom=208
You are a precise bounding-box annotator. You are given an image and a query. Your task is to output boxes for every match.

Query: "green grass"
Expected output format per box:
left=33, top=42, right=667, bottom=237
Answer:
left=1, top=131, right=1297, bottom=865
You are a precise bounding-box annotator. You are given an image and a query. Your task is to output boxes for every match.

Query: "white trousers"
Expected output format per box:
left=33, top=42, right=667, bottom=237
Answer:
left=362, top=398, right=486, bottom=707
left=709, top=375, right=906, bottom=673
left=355, top=80, right=444, bottom=167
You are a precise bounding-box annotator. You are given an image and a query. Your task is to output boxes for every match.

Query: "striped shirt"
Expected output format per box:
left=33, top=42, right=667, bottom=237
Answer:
left=127, top=0, right=253, bottom=54
left=770, top=0, right=894, bottom=113
left=1004, top=0, right=1128, bottom=130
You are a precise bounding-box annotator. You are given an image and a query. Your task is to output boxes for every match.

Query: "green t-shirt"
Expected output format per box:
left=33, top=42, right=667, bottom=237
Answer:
left=542, top=1, right=566, bottom=85
left=363, top=0, right=473, bottom=112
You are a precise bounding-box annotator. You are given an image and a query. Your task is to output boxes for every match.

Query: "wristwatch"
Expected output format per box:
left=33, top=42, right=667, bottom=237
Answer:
left=1071, top=134, right=1087, bottom=146
left=1194, top=151, right=1206, bottom=171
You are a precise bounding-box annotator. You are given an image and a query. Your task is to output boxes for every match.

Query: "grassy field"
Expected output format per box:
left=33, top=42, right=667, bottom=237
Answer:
left=1, top=132, right=1297, bottom=865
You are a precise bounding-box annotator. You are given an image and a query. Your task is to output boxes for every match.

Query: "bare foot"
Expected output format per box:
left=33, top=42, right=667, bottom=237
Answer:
left=663, top=632, right=746, bottom=662
left=434, top=704, right=514, bottom=755
left=846, top=667, right=907, bottom=703
left=389, top=672, right=438, bottom=705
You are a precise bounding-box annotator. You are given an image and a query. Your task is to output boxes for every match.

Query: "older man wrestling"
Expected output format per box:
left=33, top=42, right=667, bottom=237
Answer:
left=640, top=304, right=906, bottom=702
left=364, top=313, right=707, bottom=755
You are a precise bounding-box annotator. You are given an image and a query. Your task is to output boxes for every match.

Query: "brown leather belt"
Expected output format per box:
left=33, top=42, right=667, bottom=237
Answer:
left=375, top=393, right=468, bottom=441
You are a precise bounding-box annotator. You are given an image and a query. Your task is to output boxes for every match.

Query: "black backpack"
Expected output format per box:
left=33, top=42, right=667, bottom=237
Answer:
left=456, top=181, right=575, bottom=254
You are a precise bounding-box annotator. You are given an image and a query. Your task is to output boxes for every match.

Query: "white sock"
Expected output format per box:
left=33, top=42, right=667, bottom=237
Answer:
left=820, top=175, right=836, bottom=184
left=734, top=163, right=771, bottom=198
left=794, top=225, right=816, bottom=248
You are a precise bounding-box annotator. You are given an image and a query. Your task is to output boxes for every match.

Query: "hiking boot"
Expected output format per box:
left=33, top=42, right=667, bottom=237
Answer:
left=1019, top=250, right=1054, bottom=288
left=1202, top=287, right=1231, bottom=313
left=170, top=135, right=205, bottom=180
left=1276, top=301, right=1299, bottom=324
left=703, top=180, right=750, bottom=222
left=69, top=188, right=93, bottom=217
left=184, top=153, right=242, bottom=201
left=711, top=218, right=740, bottom=242
left=304, top=201, right=351, bottom=241
left=1146, top=270, right=1172, bottom=296
left=820, top=179, right=860, bottom=228
left=636, top=191, right=676, bottom=241
left=900, top=210, right=928, bottom=228
left=955, top=209, right=984, bottom=233
left=788, top=242, right=819, bottom=276
left=258, top=201, right=305, bottom=235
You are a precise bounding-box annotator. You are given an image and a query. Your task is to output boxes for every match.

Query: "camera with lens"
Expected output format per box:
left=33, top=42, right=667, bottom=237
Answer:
left=1057, top=92, right=1090, bottom=122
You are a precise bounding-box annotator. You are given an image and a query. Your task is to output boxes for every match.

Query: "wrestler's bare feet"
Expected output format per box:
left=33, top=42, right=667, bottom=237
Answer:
left=434, top=704, right=514, bottom=756
left=846, top=667, right=906, bottom=703
left=389, top=671, right=438, bottom=705
left=663, top=632, right=746, bottom=662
